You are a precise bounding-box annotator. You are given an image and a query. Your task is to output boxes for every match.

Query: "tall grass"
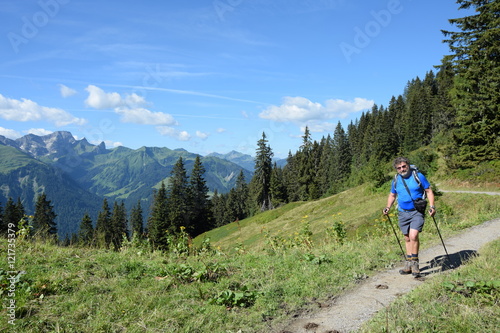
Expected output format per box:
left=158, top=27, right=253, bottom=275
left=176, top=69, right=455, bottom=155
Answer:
left=1, top=185, right=498, bottom=332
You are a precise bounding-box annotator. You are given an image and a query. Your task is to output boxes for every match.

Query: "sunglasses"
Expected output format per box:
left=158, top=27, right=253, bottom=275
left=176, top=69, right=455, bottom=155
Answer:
left=396, top=165, right=408, bottom=170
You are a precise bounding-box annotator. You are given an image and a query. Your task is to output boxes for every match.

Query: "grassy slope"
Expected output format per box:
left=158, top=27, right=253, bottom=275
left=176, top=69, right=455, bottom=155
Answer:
left=196, top=184, right=388, bottom=251
left=1, top=183, right=499, bottom=332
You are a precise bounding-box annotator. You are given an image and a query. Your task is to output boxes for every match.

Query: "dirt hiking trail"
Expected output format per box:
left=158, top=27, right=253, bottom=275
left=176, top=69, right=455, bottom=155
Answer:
left=277, top=217, right=500, bottom=333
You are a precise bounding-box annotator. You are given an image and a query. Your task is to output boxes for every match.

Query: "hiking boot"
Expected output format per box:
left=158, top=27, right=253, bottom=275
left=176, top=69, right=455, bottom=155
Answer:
left=411, top=260, right=420, bottom=277
left=399, top=261, right=412, bottom=275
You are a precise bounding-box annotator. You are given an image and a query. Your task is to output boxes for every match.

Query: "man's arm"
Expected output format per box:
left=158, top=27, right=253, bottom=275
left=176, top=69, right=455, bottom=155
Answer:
left=425, top=187, right=436, bottom=216
left=383, top=192, right=397, bottom=215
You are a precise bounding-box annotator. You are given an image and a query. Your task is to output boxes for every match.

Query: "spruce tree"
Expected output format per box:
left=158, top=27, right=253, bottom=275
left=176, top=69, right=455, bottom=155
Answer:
left=283, top=151, right=300, bottom=202
left=307, top=141, right=322, bottom=200
left=226, top=188, right=238, bottom=223
left=270, top=162, right=287, bottom=206
left=167, top=157, right=190, bottom=234
left=234, top=170, right=250, bottom=219
left=147, top=182, right=169, bottom=250
left=78, top=213, right=94, bottom=246
left=434, top=59, right=456, bottom=137
left=297, top=127, right=314, bottom=200
left=388, top=95, right=406, bottom=154
left=189, top=155, right=212, bottom=236
left=360, top=105, right=378, bottom=163
left=210, top=189, right=227, bottom=227
left=250, top=132, right=274, bottom=211
left=32, top=193, right=57, bottom=239
left=2, top=198, right=24, bottom=236
left=130, top=200, right=144, bottom=239
left=317, top=135, right=333, bottom=196
left=111, top=201, right=128, bottom=250
left=442, top=0, right=500, bottom=166
left=95, top=198, right=112, bottom=248
left=331, top=122, right=351, bottom=193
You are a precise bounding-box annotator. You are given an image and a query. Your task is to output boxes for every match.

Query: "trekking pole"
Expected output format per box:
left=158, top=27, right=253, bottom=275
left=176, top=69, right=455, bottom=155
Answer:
left=385, top=213, right=406, bottom=259
left=430, top=213, right=449, bottom=258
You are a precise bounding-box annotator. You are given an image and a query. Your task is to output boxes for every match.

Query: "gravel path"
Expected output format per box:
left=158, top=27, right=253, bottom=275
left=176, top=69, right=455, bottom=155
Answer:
left=277, top=217, right=500, bottom=333
left=439, top=190, right=500, bottom=196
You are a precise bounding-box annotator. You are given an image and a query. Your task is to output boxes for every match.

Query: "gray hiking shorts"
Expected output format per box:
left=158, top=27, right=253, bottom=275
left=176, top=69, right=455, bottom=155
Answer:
left=398, top=210, right=425, bottom=235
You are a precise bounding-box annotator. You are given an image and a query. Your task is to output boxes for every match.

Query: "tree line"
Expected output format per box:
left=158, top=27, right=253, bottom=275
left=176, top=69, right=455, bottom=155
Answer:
left=0, top=0, right=498, bottom=250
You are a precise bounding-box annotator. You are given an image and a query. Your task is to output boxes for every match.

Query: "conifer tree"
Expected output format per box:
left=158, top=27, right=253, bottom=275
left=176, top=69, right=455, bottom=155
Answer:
left=317, top=135, right=333, bottom=196
left=360, top=105, right=378, bottom=163
left=167, top=157, right=190, bottom=233
left=250, top=132, right=274, bottom=211
left=388, top=95, right=406, bottom=154
left=349, top=113, right=368, bottom=168
left=226, top=188, right=238, bottom=223
left=270, top=163, right=287, bottom=206
left=283, top=151, right=300, bottom=202
left=442, top=0, right=500, bottom=166
left=3, top=198, right=25, bottom=236
left=189, top=155, right=212, bottom=236
left=78, top=213, right=94, bottom=246
left=228, top=170, right=250, bottom=221
left=210, top=189, right=227, bottom=227
left=111, top=201, right=128, bottom=250
left=130, top=200, right=144, bottom=239
left=297, top=127, right=314, bottom=200
left=95, top=198, right=112, bottom=248
left=308, top=141, right=322, bottom=200
left=434, top=60, right=456, bottom=136
left=234, top=170, right=250, bottom=220
left=147, top=182, right=169, bottom=250
left=32, top=193, right=57, bottom=239
left=331, top=122, right=351, bottom=193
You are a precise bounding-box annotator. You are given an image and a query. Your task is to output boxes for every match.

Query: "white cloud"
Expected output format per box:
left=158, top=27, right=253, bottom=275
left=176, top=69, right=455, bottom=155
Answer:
left=0, top=94, right=87, bottom=127
left=259, top=96, right=374, bottom=124
left=196, top=131, right=209, bottom=140
left=0, top=126, right=21, bottom=139
left=26, top=128, right=53, bottom=136
left=156, top=126, right=191, bottom=141
left=85, top=85, right=178, bottom=126
left=115, top=107, right=177, bottom=125
left=59, top=84, right=77, bottom=97
left=85, top=85, right=142, bottom=109
left=300, top=122, right=337, bottom=133
left=104, top=140, right=123, bottom=148
left=216, top=128, right=226, bottom=133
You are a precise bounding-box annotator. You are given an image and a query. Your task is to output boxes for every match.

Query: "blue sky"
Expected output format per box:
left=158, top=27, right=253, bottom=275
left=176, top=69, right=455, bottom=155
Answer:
left=0, top=0, right=467, bottom=158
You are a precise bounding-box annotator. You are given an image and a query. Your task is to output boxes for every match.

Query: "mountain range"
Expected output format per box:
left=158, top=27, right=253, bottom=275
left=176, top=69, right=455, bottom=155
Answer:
left=0, top=131, right=260, bottom=237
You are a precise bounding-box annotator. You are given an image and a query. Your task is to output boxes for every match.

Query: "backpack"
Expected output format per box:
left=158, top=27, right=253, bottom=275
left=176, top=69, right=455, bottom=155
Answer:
left=393, top=165, right=426, bottom=198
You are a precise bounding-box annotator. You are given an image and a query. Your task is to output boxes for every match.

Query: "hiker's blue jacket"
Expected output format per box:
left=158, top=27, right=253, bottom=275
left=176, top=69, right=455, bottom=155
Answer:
left=391, top=172, right=430, bottom=211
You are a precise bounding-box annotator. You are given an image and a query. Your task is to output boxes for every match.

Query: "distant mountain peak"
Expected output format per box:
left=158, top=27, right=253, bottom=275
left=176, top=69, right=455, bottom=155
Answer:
left=207, top=151, right=255, bottom=171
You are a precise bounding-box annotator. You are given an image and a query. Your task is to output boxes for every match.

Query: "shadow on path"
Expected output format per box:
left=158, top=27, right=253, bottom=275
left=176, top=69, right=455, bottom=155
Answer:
left=420, top=250, right=478, bottom=276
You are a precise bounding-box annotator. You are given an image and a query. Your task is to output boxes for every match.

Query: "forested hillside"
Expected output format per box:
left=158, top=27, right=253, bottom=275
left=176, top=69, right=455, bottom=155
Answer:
left=0, top=0, right=498, bottom=248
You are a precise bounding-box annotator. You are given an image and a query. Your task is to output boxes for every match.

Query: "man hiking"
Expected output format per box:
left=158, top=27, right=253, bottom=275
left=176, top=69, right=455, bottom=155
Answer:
left=383, top=157, right=436, bottom=277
